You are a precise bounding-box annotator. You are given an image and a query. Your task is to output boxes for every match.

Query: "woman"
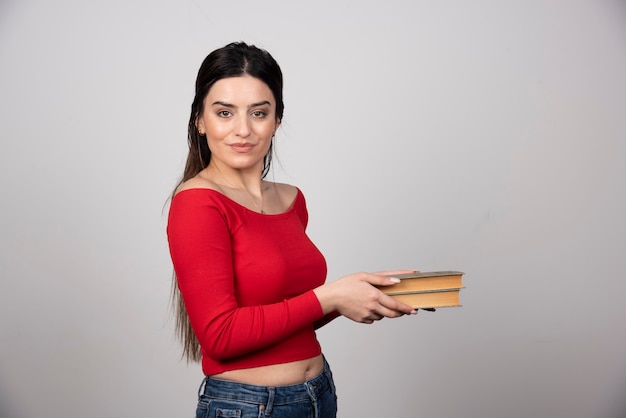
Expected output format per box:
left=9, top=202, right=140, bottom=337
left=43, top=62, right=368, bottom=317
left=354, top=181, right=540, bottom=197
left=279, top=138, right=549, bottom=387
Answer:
left=167, top=42, right=417, bottom=418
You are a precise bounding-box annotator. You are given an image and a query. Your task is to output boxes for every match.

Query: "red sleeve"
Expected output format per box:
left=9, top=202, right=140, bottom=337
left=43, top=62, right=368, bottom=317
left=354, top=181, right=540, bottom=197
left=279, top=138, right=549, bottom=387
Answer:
left=167, top=191, right=324, bottom=361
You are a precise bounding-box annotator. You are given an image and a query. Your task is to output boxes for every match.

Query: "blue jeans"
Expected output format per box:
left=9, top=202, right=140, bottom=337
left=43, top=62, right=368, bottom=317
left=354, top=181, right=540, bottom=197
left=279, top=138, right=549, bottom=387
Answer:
left=196, top=358, right=338, bottom=418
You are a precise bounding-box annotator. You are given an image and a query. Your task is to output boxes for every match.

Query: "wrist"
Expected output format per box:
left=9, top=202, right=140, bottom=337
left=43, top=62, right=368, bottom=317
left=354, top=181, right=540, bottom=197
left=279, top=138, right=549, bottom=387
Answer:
left=313, top=284, right=338, bottom=315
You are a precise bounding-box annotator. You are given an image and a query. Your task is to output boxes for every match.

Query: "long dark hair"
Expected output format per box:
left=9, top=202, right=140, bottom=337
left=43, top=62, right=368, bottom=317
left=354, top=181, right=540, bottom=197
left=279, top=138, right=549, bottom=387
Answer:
left=172, top=42, right=285, bottom=362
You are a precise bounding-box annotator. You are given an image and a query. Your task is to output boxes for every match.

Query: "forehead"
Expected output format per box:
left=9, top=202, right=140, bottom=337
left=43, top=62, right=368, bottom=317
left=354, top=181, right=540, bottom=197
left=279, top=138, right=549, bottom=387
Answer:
left=206, top=75, right=274, bottom=104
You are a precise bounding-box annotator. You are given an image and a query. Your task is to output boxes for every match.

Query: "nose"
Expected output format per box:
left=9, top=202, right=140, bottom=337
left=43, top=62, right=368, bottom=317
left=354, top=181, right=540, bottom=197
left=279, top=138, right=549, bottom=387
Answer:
left=235, top=115, right=251, bottom=137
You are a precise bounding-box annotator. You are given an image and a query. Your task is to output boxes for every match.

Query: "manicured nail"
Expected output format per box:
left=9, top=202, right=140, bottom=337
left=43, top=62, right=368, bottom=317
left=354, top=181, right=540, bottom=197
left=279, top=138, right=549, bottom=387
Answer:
left=389, top=277, right=401, bottom=283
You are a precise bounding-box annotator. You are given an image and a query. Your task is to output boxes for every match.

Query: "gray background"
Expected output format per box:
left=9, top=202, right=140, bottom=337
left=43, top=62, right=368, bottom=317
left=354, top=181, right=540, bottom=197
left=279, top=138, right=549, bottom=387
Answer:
left=1, top=0, right=625, bottom=417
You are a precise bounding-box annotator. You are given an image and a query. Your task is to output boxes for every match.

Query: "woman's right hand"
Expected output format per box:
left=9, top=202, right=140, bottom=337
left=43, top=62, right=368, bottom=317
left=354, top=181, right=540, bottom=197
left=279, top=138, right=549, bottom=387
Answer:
left=313, top=272, right=417, bottom=324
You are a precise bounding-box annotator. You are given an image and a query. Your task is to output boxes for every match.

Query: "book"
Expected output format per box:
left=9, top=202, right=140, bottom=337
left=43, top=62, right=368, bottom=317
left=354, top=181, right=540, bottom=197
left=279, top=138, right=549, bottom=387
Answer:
left=384, top=271, right=464, bottom=293
left=379, top=271, right=465, bottom=309
left=388, top=288, right=462, bottom=309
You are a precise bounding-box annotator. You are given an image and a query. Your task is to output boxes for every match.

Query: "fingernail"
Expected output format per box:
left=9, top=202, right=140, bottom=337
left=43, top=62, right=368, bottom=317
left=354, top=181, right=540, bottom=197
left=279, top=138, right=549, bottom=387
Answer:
left=389, top=277, right=401, bottom=283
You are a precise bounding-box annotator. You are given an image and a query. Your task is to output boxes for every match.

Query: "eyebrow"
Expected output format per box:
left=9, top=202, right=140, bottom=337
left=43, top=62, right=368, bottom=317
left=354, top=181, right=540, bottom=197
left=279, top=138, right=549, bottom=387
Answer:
left=211, top=100, right=271, bottom=108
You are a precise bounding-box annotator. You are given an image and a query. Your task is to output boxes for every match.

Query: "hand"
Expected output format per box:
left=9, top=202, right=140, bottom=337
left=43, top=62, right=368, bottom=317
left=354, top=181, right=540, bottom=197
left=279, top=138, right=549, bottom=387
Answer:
left=314, top=271, right=417, bottom=324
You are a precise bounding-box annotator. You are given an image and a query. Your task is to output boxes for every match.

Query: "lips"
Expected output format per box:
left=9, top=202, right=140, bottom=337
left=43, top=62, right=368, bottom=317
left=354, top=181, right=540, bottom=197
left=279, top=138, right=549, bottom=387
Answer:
left=228, top=143, right=255, bottom=153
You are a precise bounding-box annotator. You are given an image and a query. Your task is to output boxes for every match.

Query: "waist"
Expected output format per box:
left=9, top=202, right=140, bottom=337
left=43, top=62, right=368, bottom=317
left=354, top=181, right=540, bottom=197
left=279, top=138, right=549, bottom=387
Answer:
left=210, top=354, right=324, bottom=386
left=200, top=326, right=322, bottom=377
left=200, top=356, right=334, bottom=404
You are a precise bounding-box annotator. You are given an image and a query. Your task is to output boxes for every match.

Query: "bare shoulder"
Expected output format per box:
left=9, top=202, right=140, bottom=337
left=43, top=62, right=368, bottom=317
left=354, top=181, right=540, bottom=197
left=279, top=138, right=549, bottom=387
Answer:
left=175, top=174, right=221, bottom=195
left=269, top=182, right=298, bottom=195
left=266, top=182, right=299, bottom=209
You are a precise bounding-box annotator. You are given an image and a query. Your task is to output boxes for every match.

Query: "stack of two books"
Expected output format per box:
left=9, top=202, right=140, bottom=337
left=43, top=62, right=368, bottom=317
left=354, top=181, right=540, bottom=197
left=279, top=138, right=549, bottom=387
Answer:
left=381, top=271, right=465, bottom=309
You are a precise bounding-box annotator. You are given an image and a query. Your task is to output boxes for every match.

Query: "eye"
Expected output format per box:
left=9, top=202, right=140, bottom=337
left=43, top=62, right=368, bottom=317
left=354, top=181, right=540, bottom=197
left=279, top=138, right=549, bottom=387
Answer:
left=251, top=110, right=267, bottom=118
left=217, top=110, right=232, bottom=118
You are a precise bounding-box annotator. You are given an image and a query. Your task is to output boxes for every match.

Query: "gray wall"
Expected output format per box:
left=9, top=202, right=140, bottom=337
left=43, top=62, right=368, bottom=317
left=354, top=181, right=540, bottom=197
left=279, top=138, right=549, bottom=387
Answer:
left=1, top=1, right=625, bottom=417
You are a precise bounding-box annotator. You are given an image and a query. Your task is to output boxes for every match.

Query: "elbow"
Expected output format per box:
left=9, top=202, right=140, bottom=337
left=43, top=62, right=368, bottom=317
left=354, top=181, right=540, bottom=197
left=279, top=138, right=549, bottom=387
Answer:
left=196, top=325, right=242, bottom=361
left=200, top=339, right=234, bottom=361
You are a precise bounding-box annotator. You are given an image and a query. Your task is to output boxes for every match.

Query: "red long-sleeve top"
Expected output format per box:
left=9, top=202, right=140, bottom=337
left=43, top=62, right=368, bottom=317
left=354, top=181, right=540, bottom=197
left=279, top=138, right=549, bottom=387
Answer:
left=167, top=187, right=330, bottom=375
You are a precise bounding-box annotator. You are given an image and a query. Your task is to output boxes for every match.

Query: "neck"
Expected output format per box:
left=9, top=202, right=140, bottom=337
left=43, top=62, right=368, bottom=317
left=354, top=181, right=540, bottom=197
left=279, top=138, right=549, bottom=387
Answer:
left=208, top=162, right=264, bottom=193
left=206, top=163, right=266, bottom=213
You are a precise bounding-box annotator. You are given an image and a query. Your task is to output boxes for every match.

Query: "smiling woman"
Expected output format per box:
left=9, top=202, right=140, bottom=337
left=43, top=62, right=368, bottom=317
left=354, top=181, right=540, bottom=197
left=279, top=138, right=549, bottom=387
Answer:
left=166, top=42, right=419, bottom=418
left=196, top=76, right=278, bottom=185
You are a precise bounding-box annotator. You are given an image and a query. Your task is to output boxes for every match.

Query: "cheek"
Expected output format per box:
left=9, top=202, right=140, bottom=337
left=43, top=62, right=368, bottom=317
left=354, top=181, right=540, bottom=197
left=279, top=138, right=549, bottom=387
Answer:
left=205, top=121, right=229, bottom=138
left=258, top=123, right=277, bottom=138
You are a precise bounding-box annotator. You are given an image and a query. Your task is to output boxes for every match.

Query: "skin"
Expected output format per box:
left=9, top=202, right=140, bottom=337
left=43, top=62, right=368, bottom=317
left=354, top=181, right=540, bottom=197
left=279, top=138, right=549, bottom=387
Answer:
left=178, top=75, right=417, bottom=386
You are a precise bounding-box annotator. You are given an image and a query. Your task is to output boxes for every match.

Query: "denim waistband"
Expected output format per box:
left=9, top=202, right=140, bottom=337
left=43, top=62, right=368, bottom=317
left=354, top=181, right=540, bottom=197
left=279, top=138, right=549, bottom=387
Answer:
left=199, top=357, right=334, bottom=408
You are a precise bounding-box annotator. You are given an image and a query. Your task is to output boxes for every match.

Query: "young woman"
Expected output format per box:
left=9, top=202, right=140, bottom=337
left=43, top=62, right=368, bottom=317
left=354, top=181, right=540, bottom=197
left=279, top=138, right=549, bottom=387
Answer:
left=167, top=41, right=417, bottom=418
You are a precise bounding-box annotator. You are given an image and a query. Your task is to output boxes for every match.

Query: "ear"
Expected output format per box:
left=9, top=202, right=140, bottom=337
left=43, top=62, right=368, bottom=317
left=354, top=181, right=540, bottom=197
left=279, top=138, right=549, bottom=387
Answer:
left=196, top=117, right=206, bottom=136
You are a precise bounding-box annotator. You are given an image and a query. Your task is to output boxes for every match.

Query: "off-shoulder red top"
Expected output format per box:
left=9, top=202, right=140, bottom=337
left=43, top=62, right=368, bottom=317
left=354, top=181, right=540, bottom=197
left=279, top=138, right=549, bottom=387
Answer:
left=167, top=187, right=329, bottom=376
